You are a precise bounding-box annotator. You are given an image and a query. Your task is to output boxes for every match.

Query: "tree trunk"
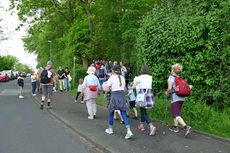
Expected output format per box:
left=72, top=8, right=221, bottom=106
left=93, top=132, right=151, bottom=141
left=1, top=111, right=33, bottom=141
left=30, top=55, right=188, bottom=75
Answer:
left=80, top=0, right=92, bottom=69
left=82, top=56, right=89, bottom=69
left=81, top=0, right=93, bottom=49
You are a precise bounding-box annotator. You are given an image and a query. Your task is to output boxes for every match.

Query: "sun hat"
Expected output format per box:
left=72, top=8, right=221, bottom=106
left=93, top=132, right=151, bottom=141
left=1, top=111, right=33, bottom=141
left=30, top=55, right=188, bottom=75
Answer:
left=112, top=65, right=120, bottom=71
left=87, top=66, right=96, bottom=74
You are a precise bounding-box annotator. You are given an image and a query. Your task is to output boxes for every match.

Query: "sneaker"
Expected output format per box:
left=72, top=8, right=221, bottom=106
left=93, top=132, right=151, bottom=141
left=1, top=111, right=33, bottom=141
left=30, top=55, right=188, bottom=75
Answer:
left=125, top=131, right=133, bottom=139
left=81, top=101, right=84, bottom=104
left=105, top=128, right=113, bottom=135
left=184, top=126, right=192, bottom=137
left=149, top=126, right=156, bottom=136
left=40, top=103, right=44, bottom=110
left=138, top=125, right=145, bottom=131
left=88, top=116, right=94, bottom=120
left=169, top=126, right=179, bottom=133
left=93, top=115, right=96, bottom=119
left=19, top=96, right=24, bottom=99
left=120, top=121, right=124, bottom=124
left=74, top=100, right=77, bottom=103
left=46, top=105, right=52, bottom=109
left=32, top=94, right=36, bottom=96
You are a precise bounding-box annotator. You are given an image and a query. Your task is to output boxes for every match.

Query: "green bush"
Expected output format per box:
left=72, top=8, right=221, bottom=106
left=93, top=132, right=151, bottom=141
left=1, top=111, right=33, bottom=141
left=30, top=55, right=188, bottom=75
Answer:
left=136, top=0, right=230, bottom=110
left=71, top=64, right=87, bottom=89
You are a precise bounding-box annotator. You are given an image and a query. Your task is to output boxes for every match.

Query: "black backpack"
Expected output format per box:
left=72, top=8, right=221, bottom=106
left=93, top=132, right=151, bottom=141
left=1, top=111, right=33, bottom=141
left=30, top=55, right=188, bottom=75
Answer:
left=125, top=68, right=131, bottom=79
left=99, top=69, right=105, bottom=78
left=40, top=68, right=51, bottom=84
left=17, top=78, right=23, bottom=86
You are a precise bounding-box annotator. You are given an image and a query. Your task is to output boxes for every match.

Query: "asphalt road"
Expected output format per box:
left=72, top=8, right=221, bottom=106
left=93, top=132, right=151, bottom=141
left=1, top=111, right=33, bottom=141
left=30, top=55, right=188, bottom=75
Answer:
left=0, top=79, right=98, bottom=153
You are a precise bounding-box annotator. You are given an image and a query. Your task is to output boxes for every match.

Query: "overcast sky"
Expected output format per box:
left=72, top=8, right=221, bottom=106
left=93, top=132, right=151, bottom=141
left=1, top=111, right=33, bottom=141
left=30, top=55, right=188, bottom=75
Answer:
left=0, top=0, right=37, bottom=70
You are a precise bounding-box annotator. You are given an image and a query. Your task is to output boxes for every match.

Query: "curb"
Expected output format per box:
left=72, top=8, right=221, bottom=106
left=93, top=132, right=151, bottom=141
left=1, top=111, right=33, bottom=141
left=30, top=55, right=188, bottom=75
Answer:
left=152, top=118, right=230, bottom=144
left=30, top=93, right=111, bottom=153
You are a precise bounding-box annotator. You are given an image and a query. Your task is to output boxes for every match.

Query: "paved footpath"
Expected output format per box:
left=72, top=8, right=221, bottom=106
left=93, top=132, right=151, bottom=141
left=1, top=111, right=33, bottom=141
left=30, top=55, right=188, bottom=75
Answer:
left=33, top=89, right=230, bottom=153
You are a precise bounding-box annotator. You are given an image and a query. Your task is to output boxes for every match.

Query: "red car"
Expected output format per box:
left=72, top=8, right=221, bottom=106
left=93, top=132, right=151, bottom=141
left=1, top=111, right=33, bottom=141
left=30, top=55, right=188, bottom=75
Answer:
left=0, top=71, right=9, bottom=82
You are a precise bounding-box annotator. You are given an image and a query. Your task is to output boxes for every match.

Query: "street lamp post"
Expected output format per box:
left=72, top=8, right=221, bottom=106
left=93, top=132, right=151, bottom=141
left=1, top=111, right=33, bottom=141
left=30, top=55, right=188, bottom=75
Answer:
left=73, top=57, right=76, bottom=89
left=48, top=41, right=52, bottom=62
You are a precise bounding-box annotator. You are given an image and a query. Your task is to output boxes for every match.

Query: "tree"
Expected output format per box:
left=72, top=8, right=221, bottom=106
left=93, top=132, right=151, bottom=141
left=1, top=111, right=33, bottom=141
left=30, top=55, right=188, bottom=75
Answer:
left=0, top=55, right=18, bottom=71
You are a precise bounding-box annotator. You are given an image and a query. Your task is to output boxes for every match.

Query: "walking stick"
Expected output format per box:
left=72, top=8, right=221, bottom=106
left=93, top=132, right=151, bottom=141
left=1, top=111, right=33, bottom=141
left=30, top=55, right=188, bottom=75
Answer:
left=163, top=95, right=168, bottom=136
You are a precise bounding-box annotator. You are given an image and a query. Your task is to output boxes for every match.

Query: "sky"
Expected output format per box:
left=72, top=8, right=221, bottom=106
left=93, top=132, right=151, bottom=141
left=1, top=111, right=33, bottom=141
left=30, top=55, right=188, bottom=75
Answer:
left=0, top=0, right=37, bottom=70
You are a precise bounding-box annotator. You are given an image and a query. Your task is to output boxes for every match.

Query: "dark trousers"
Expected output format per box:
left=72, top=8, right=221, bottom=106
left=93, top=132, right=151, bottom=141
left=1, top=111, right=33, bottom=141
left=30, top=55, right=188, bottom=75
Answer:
left=140, top=108, right=152, bottom=125
left=32, top=82, right=37, bottom=94
left=76, top=92, right=83, bottom=101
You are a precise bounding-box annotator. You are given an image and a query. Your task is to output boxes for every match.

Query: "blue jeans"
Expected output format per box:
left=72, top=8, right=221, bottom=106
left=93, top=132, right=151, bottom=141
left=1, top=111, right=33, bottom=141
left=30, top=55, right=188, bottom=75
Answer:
left=109, top=111, right=130, bottom=128
left=64, top=78, right=71, bottom=90
left=140, top=108, right=152, bottom=125
left=32, top=82, right=37, bottom=94
left=99, top=79, right=106, bottom=87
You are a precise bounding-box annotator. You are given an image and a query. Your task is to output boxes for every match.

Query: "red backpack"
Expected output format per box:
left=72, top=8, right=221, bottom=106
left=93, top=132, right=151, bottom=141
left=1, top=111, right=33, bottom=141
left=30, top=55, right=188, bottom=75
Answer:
left=173, top=76, right=190, bottom=97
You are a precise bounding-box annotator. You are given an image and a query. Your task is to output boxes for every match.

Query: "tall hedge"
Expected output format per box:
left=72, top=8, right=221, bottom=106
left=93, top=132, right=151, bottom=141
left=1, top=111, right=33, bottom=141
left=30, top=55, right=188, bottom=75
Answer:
left=136, top=0, right=230, bottom=110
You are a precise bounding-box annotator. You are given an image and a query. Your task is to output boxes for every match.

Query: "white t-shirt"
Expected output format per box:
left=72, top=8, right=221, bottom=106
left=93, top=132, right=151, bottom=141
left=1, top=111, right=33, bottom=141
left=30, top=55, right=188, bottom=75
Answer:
left=106, top=74, right=126, bottom=91
left=31, top=74, right=37, bottom=82
left=135, top=74, right=152, bottom=89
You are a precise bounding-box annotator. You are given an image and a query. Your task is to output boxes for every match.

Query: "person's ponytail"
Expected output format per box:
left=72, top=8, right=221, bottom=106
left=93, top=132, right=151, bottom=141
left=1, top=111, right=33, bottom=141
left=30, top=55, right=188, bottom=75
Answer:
left=114, top=70, right=122, bottom=87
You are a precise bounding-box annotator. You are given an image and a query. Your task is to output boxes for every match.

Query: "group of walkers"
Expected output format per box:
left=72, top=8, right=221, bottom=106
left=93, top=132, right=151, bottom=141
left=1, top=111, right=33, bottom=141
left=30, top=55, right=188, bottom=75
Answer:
left=75, top=61, right=192, bottom=139
left=18, top=60, right=192, bottom=140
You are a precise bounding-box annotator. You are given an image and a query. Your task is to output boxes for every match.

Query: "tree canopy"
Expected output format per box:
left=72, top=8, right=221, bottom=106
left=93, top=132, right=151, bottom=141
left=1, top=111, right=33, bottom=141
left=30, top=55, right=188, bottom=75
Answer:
left=8, top=0, right=230, bottom=110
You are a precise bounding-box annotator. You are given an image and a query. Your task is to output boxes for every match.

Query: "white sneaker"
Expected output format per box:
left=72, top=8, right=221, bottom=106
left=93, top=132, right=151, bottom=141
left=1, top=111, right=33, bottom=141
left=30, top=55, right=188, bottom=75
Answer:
left=88, top=116, right=94, bottom=120
left=74, top=100, right=77, bottom=103
left=19, top=96, right=24, bottom=99
left=81, top=101, right=84, bottom=104
left=105, top=128, right=113, bottom=135
left=32, top=94, right=36, bottom=96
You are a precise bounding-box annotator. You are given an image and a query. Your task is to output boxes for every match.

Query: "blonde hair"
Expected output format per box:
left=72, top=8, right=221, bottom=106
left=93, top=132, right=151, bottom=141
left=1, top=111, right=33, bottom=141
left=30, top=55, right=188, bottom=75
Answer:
left=172, top=63, right=183, bottom=74
left=79, top=78, right=84, bottom=84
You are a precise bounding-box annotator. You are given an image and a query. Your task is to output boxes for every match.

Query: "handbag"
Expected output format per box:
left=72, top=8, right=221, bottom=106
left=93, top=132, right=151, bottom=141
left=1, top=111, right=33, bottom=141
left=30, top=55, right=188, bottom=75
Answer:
left=88, top=85, right=97, bottom=91
left=135, top=89, right=148, bottom=108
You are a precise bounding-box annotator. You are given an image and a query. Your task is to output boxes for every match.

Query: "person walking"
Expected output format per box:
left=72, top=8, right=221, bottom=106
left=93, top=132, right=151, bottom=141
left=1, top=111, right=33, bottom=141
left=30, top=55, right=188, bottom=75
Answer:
left=64, top=67, right=71, bottom=91
left=31, top=71, right=37, bottom=96
left=81, top=66, right=101, bottom=119
left=17, top=72, right=24, bottom=99
left=127, top=81, right=138, bottom=119
left=104, top=65, right=133, bottom=139
left=129, top=64, right=156, bottom=136
left=36, top=72, right=40, bottom=92
left=120, top=61, right=127, bottom=77
left=165, top=63, right=192, bottom=137
left=57, top=66, right=65, bottom=92
left=40, top=61, right=57, bottom=110
left=75, top=79, right=84, bottom=103
left=96, top=64, right=107, bottom=88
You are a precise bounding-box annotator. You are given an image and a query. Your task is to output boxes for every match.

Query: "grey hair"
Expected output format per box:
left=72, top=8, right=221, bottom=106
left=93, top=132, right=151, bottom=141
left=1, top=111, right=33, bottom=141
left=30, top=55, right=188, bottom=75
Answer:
left=47, top=61, right=52, bottom=65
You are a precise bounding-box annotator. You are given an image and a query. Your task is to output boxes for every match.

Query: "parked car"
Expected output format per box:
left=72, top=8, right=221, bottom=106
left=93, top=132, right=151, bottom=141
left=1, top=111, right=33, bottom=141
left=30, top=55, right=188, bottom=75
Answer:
left=4, top=70, right=14, bottom=80
left=13, top=71, right=18, bottom=79
left=0, top=71, right=9, bottom=82
left=26, top=73, right=31, bottom=77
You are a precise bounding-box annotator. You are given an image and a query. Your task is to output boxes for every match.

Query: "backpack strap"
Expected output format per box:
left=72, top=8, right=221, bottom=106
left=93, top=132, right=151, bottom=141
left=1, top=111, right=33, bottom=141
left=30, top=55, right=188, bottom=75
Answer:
left=171, top=75, right=176, bottom=94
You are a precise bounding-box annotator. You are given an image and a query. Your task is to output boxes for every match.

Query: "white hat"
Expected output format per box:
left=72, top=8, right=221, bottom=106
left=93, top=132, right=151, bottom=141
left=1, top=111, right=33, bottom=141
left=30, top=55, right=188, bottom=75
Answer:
left=87, top=66, right=96, bottom=74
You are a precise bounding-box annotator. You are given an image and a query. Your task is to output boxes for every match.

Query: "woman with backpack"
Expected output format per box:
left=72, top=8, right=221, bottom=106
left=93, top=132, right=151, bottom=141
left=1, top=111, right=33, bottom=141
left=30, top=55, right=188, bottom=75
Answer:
left=165, top=63, right=192, bottom=137
left=129, top=64, right=156, bottom=136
